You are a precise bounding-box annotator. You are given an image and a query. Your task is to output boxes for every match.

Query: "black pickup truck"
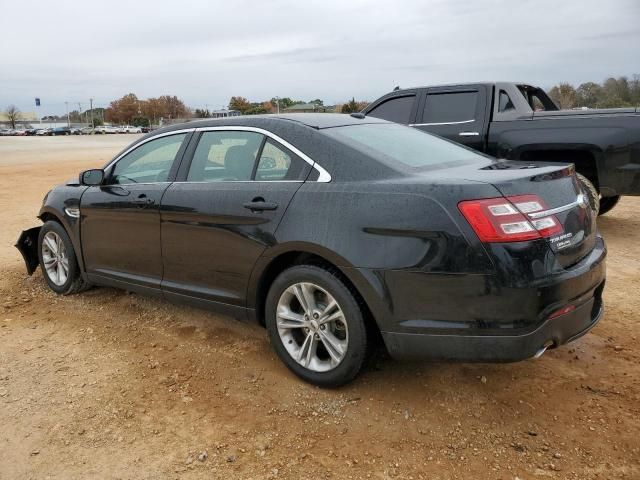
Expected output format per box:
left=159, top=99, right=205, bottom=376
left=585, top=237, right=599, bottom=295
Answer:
left=363, top=82, right=640, bottom=215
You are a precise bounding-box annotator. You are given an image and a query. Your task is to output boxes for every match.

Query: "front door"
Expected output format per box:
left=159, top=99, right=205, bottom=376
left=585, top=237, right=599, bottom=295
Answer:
left=160, top=129, right=312, bottom=307
left=80, top=132, right=190, bottom=289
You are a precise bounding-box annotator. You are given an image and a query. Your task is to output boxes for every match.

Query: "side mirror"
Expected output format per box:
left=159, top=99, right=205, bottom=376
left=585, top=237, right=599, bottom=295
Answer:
left=80, top=169, right=105, bottom=186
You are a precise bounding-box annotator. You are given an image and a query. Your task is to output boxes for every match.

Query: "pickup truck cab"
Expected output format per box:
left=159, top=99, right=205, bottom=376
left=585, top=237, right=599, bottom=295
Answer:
left=364, top=82, right=640, bottom=214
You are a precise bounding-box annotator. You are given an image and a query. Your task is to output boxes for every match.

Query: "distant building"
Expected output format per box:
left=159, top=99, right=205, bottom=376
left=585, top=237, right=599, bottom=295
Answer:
left=283, top=103, right=332, bottom=113
left=0, top=111, right=39, bottom=126
left=210, top=109, right=242, bottom=118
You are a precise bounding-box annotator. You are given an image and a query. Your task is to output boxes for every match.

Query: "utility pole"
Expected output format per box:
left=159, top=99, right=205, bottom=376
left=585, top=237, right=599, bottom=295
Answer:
left=65, top=102, right=70, bottom=127
left=275, top=96, right=280, bottom=114
left=78, top=102, right=83, bottom=125
left=90, top=98, right=94, bottom=128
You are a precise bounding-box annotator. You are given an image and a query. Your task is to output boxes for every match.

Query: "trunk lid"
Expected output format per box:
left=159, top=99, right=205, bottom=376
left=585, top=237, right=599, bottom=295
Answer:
left=482, top=161, right=596, bottom=268
left=432, top=159, right=596, bottom=268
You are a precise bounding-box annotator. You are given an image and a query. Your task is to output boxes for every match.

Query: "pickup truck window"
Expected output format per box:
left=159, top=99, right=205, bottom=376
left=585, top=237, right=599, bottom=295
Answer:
left=499, top=91, right=515, bottom=112
left=367, top=95, right=415, bottom=124
left=423, top=91, right=477, bottom=124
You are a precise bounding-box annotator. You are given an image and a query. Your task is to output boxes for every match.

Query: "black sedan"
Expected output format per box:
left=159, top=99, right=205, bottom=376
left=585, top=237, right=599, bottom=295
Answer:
left=15, top=114, right=606, bottom=386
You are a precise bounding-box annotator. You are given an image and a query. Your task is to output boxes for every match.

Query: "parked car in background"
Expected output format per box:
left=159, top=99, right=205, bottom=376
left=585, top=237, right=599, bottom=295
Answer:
left=364, top=82, right=640, bottom=215
left=122, top=125, right=142, bottom=133
left=36, top=128, right=52, bottom=136
left=70, top=127, right=83, bottom=135
left=80, top=127, right=95, bottom=135
left=51, top=126, right=72, bottom=136
left=16, top=114, right=605, bottom=387
left=141, top=126, right=154, bottom=133
left=25, top=128, right=39, bottom=136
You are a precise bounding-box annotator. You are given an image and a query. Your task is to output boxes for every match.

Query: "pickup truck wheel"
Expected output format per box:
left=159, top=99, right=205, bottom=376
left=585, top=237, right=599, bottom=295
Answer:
left=576, top=173, right=600, bottom=215
left=598, top=195, right=620, bottom=215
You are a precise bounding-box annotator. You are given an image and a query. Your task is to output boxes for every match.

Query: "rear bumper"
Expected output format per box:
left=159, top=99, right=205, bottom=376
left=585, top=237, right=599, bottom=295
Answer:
left=382, top=290, right=603, bottom=361
left=378, top=235, right=606, bottom=361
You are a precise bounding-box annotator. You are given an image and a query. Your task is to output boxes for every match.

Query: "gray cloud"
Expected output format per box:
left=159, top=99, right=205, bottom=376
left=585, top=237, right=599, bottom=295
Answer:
left=0, top=0, right=638, bottom=115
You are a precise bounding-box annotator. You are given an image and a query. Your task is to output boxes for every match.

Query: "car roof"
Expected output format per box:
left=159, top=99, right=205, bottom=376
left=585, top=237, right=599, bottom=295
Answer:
left=154, top=113, right=389, bottom=135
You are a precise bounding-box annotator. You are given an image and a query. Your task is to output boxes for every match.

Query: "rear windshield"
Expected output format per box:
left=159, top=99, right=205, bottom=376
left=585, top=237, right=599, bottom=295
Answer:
left=323, top=123, right=488, bottom=170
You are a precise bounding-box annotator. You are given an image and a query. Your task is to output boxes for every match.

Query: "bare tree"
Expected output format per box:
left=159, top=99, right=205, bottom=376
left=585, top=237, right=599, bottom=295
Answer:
left=5, top=105, right=20, bottom=129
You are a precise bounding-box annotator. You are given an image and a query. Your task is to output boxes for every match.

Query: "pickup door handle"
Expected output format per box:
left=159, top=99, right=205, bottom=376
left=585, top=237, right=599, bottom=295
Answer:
left=459, top=131, right=479, bottom=137
left=244, top=198, right=278, bottom=212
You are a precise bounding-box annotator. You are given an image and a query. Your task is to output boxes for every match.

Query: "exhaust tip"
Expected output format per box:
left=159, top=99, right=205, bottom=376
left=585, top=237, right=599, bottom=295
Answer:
left=533, top=340, right=555, bottom=359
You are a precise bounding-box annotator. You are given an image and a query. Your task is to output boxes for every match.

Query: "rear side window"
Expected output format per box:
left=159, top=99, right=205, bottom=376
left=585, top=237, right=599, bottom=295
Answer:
left=422, top=91, right=478, bottom=124
left=255, top=139, right=308, bottom=181
left=367, top=95, right=415, bottom=124
left=324, top=123, right=488, bottom=170
left=498, top=90, right=515, bottom=112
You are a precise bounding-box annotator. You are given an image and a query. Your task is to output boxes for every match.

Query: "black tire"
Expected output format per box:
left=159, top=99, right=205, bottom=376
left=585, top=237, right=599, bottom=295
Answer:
left=38, top=221, right=90, bottom=295
left=265, top=265, right=368, bottom=387
left=598, top=195, right=620, bottom=216
left=576, top=173, right=600, bottom=215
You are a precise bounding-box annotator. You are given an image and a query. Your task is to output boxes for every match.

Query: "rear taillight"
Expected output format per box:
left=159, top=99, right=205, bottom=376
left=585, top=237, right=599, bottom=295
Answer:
left=458, top=194, right=562, bottom=243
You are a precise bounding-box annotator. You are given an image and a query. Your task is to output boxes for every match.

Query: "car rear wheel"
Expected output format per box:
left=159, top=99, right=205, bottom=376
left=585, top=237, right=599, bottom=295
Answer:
left=265, top=265, right=368, bottom=387
left=576, top=173, right=600, bottom=215
left=38, top=221, right=89, bottom=295
left=598, top=195, right=620, bottom=215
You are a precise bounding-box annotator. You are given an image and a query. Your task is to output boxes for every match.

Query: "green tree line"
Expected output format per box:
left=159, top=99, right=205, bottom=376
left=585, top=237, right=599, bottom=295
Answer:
left=548, top=75, right=640, bottom=109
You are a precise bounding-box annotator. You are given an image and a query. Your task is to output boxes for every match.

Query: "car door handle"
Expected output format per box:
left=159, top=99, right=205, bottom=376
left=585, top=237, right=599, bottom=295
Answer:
left=133, top=195, right=155, bottom=207
left=243, top=200, right=278, bottom=212
left=459, top=131, right=479, bottom=137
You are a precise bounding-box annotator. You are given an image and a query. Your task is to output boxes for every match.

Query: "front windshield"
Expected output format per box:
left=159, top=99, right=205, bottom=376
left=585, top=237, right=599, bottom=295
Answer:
left=323, top=123, right=490, bottom=170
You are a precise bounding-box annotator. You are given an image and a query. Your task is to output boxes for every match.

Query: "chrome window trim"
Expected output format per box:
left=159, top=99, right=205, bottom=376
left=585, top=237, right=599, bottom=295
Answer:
left=527, top=194, right=586, bottom=219
left=409, top=119, right=475, bottom=127
left=195, top=126, right=331, bottom=182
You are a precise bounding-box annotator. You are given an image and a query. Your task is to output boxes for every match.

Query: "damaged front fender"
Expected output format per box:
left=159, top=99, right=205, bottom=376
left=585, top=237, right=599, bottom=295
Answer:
left=15, top=226, right=41, bottom=275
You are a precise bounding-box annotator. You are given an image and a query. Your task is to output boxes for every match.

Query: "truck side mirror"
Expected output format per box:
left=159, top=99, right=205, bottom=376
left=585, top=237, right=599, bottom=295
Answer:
left=80, top=169, right=104, bottom=186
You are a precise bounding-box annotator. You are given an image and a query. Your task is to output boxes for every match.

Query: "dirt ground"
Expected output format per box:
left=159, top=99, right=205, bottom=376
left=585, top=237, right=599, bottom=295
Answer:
left=0, top=136, right=638, bottom=480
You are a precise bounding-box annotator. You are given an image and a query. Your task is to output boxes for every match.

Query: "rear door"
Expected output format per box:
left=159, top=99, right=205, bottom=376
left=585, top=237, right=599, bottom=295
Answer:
left=160, top=128, right=312, bottom=307
left=413, top=85, right=488, bottom=151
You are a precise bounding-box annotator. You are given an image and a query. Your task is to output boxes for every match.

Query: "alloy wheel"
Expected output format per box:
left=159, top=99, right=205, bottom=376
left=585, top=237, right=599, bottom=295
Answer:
left=276, top=282, right=349, bottom=372
left=41, top=231, right=69, bottom=286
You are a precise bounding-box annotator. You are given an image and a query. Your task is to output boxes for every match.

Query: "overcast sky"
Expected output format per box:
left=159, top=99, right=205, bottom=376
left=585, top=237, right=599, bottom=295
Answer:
left=1, top=0, right=638, bottom=115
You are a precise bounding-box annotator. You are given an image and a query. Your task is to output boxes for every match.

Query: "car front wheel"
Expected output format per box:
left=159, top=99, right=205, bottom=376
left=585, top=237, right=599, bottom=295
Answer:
left=38, top=221, right=89, bottom=295
left=265, top=265, right=368, bottom=387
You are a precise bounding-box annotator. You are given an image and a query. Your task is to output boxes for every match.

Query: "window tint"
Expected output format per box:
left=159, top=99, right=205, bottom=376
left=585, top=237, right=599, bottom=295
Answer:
left=324, top=123, right=488, bottom=170
left=188, top=131, right=263, bottom=182
left=367, top=95, right=415, bottom=123
left=422, top=91, right=478, bottom=124
left=255, top=139, right=307, bottom=181
left=498, top=90, right=515, bottom=112
left=111, top=133, right=187, bottom=184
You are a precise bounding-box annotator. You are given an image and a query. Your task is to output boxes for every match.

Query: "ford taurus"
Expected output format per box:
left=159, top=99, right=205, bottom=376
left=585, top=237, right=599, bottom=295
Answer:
left=16, top=114, right=606, bottom=386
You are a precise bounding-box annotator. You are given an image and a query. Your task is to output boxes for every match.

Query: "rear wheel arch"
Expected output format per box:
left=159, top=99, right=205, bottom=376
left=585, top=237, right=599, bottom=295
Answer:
left=251, top=250, right=381, bottom=340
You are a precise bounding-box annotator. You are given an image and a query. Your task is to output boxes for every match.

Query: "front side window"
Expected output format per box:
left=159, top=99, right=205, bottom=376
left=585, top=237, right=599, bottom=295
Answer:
left=323, top=123, right=488, bottom=170
left=111, top=133, right=187, bottom=184
left=367, top=95, right=415, bottom=124
left=422, top=91, right=478, bottom=124
left=188, top=131, right=263, bottom=182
